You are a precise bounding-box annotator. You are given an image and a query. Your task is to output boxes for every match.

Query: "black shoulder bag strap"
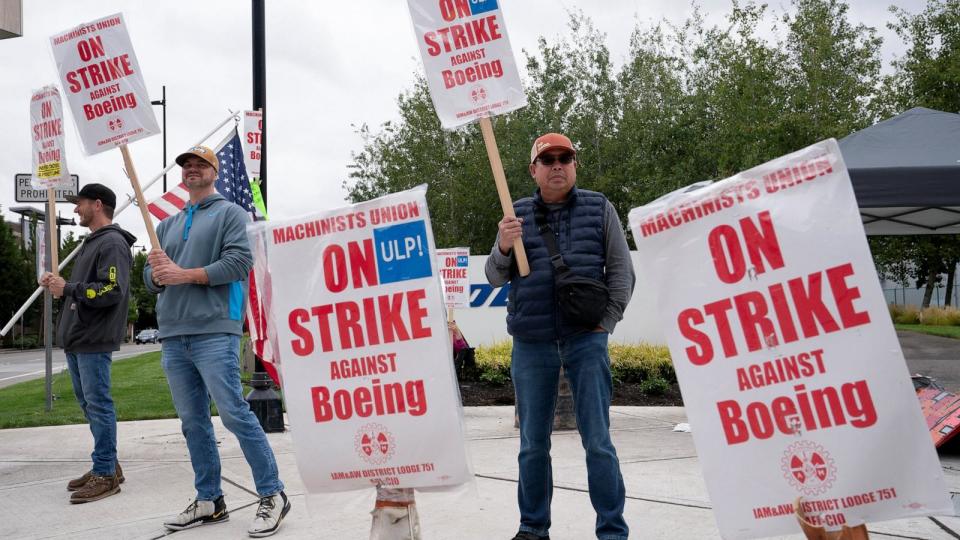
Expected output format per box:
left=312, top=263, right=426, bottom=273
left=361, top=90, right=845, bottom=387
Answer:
left=534, top=206, right=570, bottom=277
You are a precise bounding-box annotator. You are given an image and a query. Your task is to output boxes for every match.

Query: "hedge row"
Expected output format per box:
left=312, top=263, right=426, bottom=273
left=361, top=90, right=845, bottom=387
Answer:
left=472, top=340, right=674, bottom=386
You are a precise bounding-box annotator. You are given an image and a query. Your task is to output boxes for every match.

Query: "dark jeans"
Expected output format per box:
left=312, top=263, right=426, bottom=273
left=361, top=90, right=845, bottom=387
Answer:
left=512, top=332, right=628, bottom=540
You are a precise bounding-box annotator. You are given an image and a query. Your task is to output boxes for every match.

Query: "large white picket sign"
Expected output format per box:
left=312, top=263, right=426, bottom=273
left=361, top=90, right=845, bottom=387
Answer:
left=407, top=0, right=526, bottom=128
left=50, top=13, right=159, bottom=155
left=628, top=139, right=951, bottom=538
left=251, top=187, right=471, bottom=493
left=30, top=86, right=70, bottom=189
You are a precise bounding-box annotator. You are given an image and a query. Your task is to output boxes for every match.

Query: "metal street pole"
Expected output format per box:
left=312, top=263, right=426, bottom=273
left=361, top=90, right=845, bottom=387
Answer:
left=253, top=0, right=266, bottom=208
left=151, top=86, right=167, bottom=191
left=245, top=0, right=284, bottom=434
left=43, top=211, right=54, bottom=412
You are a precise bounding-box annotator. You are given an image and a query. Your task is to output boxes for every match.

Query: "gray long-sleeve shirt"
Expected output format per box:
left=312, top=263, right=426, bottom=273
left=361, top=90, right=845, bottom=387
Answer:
left=485, top=199, right=636, bottom=333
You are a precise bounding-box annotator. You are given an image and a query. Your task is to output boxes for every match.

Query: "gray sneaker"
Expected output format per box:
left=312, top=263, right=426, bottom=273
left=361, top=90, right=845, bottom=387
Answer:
left=163, top=495, right=229, bottom=531
left=248, top=491, right=291, bottom=538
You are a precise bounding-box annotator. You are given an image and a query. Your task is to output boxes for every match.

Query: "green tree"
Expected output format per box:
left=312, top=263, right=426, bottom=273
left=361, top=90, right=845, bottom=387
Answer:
left=871, top=0, right=960, bottom=306
left=59, top=230, right=81, bottom=280
left=129, top=250, right=156, bottom=330
left=887, top=0, right=960, bottom=114
left=782, top=0, right=883, bottom=140
left=0, top=214, right=37, bottom=347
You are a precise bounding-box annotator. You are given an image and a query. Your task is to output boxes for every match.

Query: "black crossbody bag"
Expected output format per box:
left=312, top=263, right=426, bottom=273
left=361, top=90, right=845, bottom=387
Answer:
left=534, top=208, right=610, bottom=329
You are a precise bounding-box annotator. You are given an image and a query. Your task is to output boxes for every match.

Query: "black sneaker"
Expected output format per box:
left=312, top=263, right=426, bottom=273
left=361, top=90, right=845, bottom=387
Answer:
left=248, top=490, right=291, bottom=538
left=163, top=495, right=229, bottom=530
left=512, top=532, right=550, bottom=540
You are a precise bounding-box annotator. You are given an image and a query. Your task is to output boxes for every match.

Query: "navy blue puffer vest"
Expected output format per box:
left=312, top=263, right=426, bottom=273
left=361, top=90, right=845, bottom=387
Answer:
left=506, top=186, right=607, bottom=341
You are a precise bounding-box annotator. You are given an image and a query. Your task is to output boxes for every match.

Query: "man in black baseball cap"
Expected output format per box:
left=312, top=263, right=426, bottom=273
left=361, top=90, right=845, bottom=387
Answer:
left=40, top=181, right=136, bottom=504
left=65, top=183, right=118, bottom=219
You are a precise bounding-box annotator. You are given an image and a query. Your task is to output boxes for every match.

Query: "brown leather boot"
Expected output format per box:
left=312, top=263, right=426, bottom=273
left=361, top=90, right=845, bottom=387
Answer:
left=70, top=473, right=120, bottom=504
left=67, top=461, right=124, bottom=491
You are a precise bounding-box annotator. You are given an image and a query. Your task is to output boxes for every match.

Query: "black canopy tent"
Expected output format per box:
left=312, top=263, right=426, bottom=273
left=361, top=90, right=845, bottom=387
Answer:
left=839, top=107, right=960, bottom=235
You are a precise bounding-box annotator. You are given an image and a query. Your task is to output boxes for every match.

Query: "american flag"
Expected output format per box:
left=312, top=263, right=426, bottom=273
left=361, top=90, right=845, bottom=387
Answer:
left=146, top=128, right=279, bottom=385
left=214, top=131, right=256, bottom=213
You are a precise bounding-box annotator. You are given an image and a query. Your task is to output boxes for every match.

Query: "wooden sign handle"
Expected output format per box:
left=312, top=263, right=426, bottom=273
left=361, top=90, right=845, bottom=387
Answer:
left=46, top=187, right=62, bottom=299
left=46, top=188, right=59, bottom=277
left=120, top=144, right=160, bottom=249
left=795, top=498, right=869, bottom=539
left=479, top=116, right=530, bottom=277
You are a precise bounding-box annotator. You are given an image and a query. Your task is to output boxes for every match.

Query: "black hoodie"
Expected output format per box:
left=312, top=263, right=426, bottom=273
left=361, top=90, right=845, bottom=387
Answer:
left=56, top=223, right=137, bottom=353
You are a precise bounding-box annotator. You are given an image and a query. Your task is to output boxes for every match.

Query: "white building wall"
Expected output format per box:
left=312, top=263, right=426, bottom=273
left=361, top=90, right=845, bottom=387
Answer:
left=455, top=253, right=665, bottom=346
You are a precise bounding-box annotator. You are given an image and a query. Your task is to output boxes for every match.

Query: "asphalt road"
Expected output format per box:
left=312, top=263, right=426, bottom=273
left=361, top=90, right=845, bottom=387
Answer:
left=0, top=342, right=161, bottom=390
left=899, top=330, right=960, bottom=392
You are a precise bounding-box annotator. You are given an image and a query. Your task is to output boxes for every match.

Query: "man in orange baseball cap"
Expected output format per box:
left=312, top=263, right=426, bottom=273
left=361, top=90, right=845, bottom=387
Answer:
left=486, top=132, right=635, bottom=540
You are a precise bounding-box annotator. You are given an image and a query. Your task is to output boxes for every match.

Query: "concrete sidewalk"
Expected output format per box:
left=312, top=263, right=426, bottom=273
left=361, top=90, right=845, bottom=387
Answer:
left=1, top=407, right=958, bottom=540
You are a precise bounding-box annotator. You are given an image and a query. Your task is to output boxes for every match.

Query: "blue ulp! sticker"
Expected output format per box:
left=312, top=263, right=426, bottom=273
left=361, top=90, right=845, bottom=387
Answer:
left=374, top=221, right=432, bottom=284
left=456, top=255, right=469, bottom=267
left=469, top=0, right=499, bottom=16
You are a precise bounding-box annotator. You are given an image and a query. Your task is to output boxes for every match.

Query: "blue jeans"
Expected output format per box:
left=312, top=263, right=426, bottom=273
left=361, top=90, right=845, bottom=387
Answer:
left=67, top=351, right=118, bottom=476
left=161, top=333, right=283, bottom=500
left=512, top=332, right=628, bottom=540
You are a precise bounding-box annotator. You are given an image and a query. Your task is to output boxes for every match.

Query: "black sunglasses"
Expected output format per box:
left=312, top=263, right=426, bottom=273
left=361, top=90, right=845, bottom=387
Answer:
left=537, top=153, right=576, bottom=166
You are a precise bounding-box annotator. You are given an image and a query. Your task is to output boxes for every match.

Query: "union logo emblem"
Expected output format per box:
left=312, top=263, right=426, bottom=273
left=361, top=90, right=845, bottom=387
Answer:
left=470, top=85, right=487, bottom=103
left=781, top=440, right=837, bottom=495
left=354, top=423, right=396, bottom=465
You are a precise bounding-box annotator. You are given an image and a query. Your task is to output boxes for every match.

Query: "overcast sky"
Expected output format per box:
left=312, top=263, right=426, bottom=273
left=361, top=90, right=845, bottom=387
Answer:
left=0, top=0, right=926, bottom=245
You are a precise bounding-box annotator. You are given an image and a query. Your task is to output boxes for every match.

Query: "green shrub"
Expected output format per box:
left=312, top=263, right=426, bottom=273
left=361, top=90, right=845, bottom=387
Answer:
left=479, top=366, right=510, bottom=385
left=609, top=343, right=674, bottom=383
left=472, top=340, right=674, bottom=387
left=475, top=340, right=512, bottom=385
left=889, top=304, right=920, bottom=324
left=639, top=377, right=670, bottom=396
left=10, top=336, right=40, bottom=349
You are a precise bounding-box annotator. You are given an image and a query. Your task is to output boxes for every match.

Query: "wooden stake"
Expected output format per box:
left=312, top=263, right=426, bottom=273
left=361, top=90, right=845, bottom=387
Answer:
left=478, top=116, right=529, bottom=277
left=46, top=188, right=59, bottom=277
left=795, top=498, right=869, bottom=539
left=120, top=144, right=160, bottom=249
left=371, top=486, right=420, bottom=539
left=46, top=188, right=60, bottom=300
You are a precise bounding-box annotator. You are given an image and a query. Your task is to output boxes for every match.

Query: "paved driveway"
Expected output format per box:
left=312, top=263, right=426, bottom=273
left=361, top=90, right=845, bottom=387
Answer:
left=899, top=330, right=960, bottom=391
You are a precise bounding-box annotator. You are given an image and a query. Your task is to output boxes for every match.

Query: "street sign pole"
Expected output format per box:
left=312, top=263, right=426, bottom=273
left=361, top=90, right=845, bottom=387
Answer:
left=43, top=210, right=54, bottom=412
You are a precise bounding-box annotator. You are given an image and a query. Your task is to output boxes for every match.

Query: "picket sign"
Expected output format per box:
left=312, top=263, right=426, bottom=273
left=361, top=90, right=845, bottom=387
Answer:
left=628, top=139, right=951, bottom=539
left=249, top=186, right=471, bottom=493
left=407, top=0, right=530, bottom=276
left=29, top=86, right=70, bottom=278
left=50, top=13, right=161, bottom=248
